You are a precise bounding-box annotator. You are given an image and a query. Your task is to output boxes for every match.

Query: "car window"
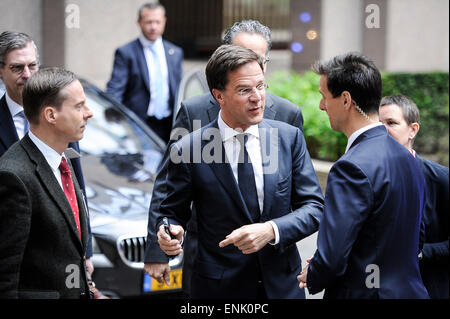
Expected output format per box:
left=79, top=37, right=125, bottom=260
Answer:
left=174, top=68, right=209, bottom=122
left=80, top=88, right=163, bottom=225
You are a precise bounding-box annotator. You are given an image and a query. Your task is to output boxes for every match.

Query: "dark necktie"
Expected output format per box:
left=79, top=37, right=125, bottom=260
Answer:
left=59, top=157, right=81, bottom=238
left=237, top=134, right=260, bottom=222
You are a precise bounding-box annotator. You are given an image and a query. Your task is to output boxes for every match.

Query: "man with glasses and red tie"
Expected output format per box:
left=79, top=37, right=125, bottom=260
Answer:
left=0, top=67, right=94, bottom=298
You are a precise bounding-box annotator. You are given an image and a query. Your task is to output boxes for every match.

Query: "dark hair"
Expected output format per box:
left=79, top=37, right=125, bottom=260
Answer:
left=380, top=94, right=420, bottom=124
left=138, top=2, right=166, bottom=20
left=22, top=67, right=77, bottom=125
left=0, top=31, right=39, bottom=66
left=222, top=20, right=272, bottom=55
left=205, top=44, right=264, bottom=94
left=312, top=52, right=382, bottom=114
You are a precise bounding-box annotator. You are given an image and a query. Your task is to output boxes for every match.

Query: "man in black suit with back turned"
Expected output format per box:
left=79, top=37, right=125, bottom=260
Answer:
left=0, top=67, right=93, bottom=298
left=144, top=20, right=305, bottom=296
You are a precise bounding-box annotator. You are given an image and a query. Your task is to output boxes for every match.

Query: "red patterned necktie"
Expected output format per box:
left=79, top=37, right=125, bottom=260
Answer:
left=59, top=157, right=81, bottom=239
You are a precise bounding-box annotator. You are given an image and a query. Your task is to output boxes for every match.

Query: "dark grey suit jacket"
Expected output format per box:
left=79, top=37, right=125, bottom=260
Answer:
left=144, top=92, right=305, bottom=294
left=0, top=135, right=90, bottom=299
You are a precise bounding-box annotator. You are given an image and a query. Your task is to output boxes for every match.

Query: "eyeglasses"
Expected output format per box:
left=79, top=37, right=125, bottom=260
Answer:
left=7, top=62, right=39, bottom=75
left=264, top=56, right=270, bottom=64
left=236, top=83, right=268, bottom=98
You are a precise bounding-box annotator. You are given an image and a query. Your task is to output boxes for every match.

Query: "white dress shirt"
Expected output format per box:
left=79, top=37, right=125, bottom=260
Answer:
left=139, top=35, right=170, bottom=118
left=28, top=130, right=66, bottom=191
left=345, top=122, right=384, bottom=153
left=218, top=112, right=280, bottom=244
left=6, top=93, right=28, bottom=139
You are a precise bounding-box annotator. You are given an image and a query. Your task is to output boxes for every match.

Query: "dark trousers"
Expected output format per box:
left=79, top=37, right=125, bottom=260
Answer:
left=146, top=115, right=172, bottom=144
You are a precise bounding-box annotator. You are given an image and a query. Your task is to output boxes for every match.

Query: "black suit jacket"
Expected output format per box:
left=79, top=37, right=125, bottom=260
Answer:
left=155, top=119, right=323, bottom=298
left=0, top=135, right=90, bottom=298
left=416, top=155, right=449, bottom=299
left=0, top=95, right=93, bottom=257
left=144, top=92, right=305, bottom=294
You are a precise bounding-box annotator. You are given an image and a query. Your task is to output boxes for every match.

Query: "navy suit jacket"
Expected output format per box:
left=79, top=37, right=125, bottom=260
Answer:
left=156, top=119, right=323, bottom=298
left=0, top=95, right=92, bottom=257
left=416, top=155, right=449, bottom=299
left=307, top=125, right=429, bottom=299
left=106, top=38, right=183, bottom=122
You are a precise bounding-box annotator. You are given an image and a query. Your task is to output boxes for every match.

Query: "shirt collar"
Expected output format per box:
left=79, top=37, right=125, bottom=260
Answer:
left=139, top=35, right=163, bottom=49
left=28, top=130, right=66, bottom=171
left=345, top=122, right=383, bottom=153
left=5, top=92, right=24, bottom=117
left=217, top=110, right=260, bottom=142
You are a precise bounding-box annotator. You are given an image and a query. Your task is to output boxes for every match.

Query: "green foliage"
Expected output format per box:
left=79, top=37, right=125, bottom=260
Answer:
left=381, top=72, right=449, bottom=165
left=268, top=70, right=449, bottom=165
left=268, top=71, right=346, bottom=161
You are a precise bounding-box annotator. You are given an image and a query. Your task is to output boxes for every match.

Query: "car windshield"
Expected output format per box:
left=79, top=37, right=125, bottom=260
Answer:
left=79, top=86, right=163, bottom=226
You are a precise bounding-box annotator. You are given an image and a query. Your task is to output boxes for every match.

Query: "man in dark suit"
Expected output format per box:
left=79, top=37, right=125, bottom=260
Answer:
left=297, top=52, right=429, bottom=299
left=151, top=45, right=323, bottom=298
left=0, top=67, right=93, bottom=298
left=0, top=31, right=102, bottom=295
left=379, top=94, right=449, bottom=299
left=144, top=20, right=304, bottom=297
left=106, top=2, right=183, bottom=143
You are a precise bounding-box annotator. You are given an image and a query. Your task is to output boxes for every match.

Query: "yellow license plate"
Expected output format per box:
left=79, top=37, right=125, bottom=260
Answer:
left=149, top=269, right=183, bottom=291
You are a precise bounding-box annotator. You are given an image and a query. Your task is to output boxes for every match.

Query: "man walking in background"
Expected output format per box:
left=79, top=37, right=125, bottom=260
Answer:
left=106, top=2, right=183, bottom=143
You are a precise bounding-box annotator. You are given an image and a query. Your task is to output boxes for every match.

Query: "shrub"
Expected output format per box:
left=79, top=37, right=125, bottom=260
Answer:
left=268, top=71, right=449, bottom=165
left=268, top=71, right=346, bottom=161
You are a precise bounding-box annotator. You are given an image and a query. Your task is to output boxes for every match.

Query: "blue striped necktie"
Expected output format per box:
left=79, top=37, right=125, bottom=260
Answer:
left=148, top=44, right=166, bottom=120
left=19, top=110, right=29, bottom=134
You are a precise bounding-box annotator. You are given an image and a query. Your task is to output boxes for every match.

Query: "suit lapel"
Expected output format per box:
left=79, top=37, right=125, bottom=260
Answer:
left=204, top=121, right=253, bottom=222
left=0, top=95, right=19, bottom=151
left=258, top=120, right=278, bottom=218
left=206, top=96, right=220, bottom=122
left=21, top=136, right=86, bottom=252
left=163, top=40, right=176, bottom=104
left=134, top=39, right=150, bottom=92
left=70, top=160, right=89, bottom=250
left=263, top=93, right=276, bottom=120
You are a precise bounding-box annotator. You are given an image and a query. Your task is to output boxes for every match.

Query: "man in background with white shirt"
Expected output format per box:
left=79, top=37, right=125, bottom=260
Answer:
left=0, top=67, right=93, bottom=298
left=106, top=2, right=183, bottom=143
left=151, top=45, right=324, bottom=298
left=297, top=52, right=429, bottom=299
